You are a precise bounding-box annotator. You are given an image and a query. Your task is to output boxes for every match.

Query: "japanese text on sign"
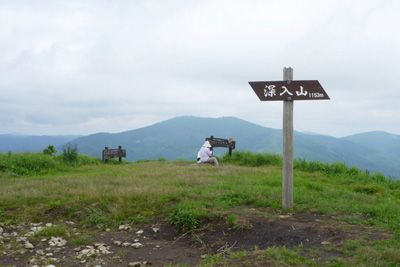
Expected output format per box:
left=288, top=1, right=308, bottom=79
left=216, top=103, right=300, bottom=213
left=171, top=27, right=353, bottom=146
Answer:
left=264, top=85, right=317, bottom=98
left=249, top=80, right=329, bottom=101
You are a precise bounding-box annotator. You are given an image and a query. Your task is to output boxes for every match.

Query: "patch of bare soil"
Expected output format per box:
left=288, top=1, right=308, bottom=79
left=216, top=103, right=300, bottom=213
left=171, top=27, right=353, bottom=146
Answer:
left=0, top=212, right=390, bottom=267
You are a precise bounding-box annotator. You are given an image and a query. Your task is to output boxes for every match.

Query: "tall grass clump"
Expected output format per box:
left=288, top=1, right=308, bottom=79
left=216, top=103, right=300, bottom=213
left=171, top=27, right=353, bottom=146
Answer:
left=0, top=152, right=61, bottom=175
left=168, top=205, right=200, bottom=231
left=222, top=151, right=393, bottom=184
left=221, top=151, right=282, bottom=167
left=0, top=149, right=99, bottom=176
left=294, top=159, right=361, bottom=176
left=294, top=158, right=392, bottom=184
left=62, top=144, right=78, bottom=164
left=75, top=154, right=100, bottom=165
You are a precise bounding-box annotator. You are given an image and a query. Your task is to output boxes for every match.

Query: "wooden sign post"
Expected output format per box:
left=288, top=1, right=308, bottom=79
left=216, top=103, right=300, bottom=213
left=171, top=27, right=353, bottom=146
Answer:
left=102, top=146, right=127, bottom=163
left=282, top=67, right=294, bottom=209
left=205, top=136, right=236, bottom=156
left=249, top=67, right=330, bottom=209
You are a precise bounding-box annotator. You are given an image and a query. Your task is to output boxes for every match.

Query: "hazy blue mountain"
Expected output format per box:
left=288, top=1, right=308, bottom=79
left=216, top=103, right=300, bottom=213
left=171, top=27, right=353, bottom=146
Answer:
left=296, top=132, right=400, bottom=177
left=2, top=117, right=399, bottom=178
left=343, top=131, right=400, bottom=159
left=0, top=134, right=81, bottom=153
left=340, top=131, right=400, bottom=178
left=67, top=116, right=280, bottom=161
left=65, top=116, right=400, bottom=178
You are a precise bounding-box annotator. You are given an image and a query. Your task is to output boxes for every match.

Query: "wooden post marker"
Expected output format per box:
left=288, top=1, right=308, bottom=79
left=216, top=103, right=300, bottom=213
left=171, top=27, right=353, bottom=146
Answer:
left=102, top=146, right=126, bottom=163
left=249, top=67, right=330, bottom=209
left=282, top=67, right=294, bottom=208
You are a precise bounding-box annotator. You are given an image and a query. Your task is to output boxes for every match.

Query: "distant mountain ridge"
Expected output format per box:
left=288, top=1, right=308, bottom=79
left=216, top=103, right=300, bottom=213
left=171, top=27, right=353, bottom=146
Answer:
left=1, top=117, right=399, bottom=179
left=0, top=134, right=81, bottom=152
left=66, top=116, right=400, bottom=178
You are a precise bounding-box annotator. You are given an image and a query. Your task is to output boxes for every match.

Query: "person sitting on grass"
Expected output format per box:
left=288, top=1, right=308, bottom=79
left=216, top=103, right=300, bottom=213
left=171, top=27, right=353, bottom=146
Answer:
left=197, top=141, right=219, bottom=166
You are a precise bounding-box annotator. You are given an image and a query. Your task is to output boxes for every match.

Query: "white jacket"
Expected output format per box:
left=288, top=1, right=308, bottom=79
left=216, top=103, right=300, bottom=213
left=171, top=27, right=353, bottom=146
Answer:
left=197, top=146, right=212, bottom=163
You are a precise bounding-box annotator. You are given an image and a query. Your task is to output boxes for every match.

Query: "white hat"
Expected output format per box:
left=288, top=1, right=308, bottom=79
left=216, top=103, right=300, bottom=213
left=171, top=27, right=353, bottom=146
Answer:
left=203, top=141, right=212, bottom=148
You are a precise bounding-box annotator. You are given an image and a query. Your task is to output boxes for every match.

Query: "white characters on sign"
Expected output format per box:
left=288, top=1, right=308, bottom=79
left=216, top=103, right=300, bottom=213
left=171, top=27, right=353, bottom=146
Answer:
left=309, top=92, right=324, bottom=98
left=261, top=84, right=323, bottom=99
left=295, top=86, right=308, bottom=96
left=264, top=85, right=276, bottom=97
left=279, top=86, right=293, bottom=96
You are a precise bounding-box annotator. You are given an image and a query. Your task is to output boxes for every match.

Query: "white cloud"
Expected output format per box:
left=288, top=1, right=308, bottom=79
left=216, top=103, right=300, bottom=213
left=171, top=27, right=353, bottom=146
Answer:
left=0, top=0, right=399, bottom=136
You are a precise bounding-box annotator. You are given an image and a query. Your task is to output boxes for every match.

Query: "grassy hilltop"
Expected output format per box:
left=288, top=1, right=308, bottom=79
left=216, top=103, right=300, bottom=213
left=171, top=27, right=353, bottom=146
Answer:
left=58, top=117, right=400, bottom=178
left=0, top=152, right=399, bottom=266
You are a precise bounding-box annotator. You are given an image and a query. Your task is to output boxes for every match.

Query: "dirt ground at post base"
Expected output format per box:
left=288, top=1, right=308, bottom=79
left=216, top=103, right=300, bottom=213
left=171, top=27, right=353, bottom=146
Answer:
left=0, top=212, right=391, bottom=267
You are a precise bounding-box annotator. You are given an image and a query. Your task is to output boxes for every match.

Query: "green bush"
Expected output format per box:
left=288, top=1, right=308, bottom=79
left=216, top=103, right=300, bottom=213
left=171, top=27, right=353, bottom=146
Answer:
left=43, top=145, right=57, bottom=156
left=62, top=144, right=78, bottom=164
left=168, top=206, right=200, bottom=231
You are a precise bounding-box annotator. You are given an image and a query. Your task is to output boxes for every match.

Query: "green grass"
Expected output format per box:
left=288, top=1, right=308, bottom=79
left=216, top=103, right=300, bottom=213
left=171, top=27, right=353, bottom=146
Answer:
left=1, top=155, right=399, bottom=234
left=70, top=233, right=93, bottom=246
left=201, top=247, right=317, bottom=267
left=0, top=152, right=100, bottom=176
left=168, top=204, right=201, bottom=231
left=33, top=225, right=68, bottom=239
left=1, top=151, right=400, bottom=266
left=222, top=151, right=282, bottom=166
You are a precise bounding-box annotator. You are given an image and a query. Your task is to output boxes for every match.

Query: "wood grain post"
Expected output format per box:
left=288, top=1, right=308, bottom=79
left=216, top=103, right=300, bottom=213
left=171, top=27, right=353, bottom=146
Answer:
left=282, top=67, right=294, bottom=209
left=118, top=146, right=122, bottom=162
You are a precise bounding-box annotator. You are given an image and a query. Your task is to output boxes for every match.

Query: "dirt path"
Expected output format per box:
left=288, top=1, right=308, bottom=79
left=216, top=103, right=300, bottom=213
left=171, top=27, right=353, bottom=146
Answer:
left=0, top=212, right=390, bottom=266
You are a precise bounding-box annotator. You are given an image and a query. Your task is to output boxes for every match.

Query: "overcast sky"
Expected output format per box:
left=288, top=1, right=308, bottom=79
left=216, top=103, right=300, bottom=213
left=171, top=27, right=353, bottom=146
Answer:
left=1, top=0, right=399, bottom=137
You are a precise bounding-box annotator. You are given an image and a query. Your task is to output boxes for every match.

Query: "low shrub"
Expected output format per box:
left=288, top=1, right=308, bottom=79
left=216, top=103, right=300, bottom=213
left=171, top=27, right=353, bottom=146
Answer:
left=168, top=205, right=201, bottom=231
left=42, top=145, right=57, bottom=156
left=83, top=207, right=109, bottom=227
left=62, top=144, right=78, bottom=164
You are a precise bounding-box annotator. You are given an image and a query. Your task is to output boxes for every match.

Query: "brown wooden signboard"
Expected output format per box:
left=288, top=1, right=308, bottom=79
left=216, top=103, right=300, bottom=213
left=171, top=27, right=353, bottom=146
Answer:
left=102, top=146, right=126, bottom=162
left=205, top=136, right=236, bottom=156
left=249, top=80, right=329, bottom=101
left=249, top=68, right=330, bottom=209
